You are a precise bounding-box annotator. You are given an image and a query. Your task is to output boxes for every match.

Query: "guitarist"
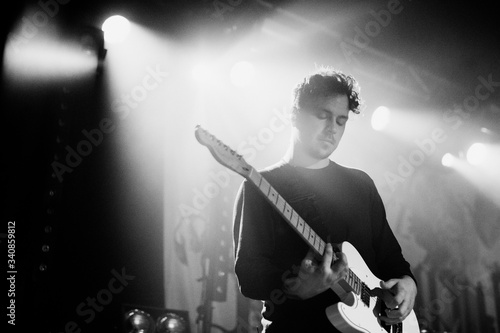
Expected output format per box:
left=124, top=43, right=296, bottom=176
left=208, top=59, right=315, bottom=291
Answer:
left=233, top=67, right=418, bottom=332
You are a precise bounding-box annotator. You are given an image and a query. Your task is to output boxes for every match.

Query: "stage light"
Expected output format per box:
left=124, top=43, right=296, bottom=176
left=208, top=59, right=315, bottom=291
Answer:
left=467, top=143, right=486, bottom=166
left=441, top=153, right=454, bottom=167
left=124, top=309, right=155, bottom=333
left=371, top=106, right=391, bottom=131
left=122, top=305, right=191, bottom=333
left=480, top=127, right=494, bottom=135
left=156, top=313, right=188, bottom=333
left=230, top=61, right=255, bottom=87
left=3, top=26, right=104, bottom=80
left=102, top=15, right=131, bottom=44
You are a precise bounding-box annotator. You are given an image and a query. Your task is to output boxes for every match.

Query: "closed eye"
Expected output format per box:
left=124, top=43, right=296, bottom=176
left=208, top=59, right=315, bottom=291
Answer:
left=311, top=109, right=348, bottom=125
left=337, top=116, right=348, bottom=126
left=314, top=109, right=331, bottom=120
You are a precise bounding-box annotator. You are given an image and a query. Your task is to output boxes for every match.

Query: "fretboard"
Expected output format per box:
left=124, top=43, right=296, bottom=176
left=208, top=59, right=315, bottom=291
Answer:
left=248, top=167, right=327, bottom=256
left=247, top=166, right=368, bottom=302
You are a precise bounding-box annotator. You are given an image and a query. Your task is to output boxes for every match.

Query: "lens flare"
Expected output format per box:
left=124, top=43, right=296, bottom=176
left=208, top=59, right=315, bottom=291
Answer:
left=371, top=106, right=391, bottom=131
left=466, top=143, right=486, bottom=166
left=102, top=15, right=131, bottom=44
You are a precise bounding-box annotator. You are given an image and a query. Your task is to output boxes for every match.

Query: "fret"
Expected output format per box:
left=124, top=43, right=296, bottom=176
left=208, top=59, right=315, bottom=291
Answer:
left=353, top=275, right=360, bottom=295
left=346, top=270, right=361, bottom=296
left=290, top=210, right=299, bottom=228
left=347, top=270, right=354, bottom=289
left=313, top=234, right=321, bottom=253
left=361, top=283, right=371, bottom=306
left=351, top=273, right=357, bottom=293
left=297, top=217, right=305, bottom=233
left=308, top=229, right=316, bottom=245
left=303, top=224, right=311, bottom=241
left=259, top=178, right=271, bottom=196
left=283, top=202, right=293, bottom=221
left=249, top=168, right=261, bottom=187
left=268, top=187, right=278, bottom=204
left=276, top=195, right=286, bottom=213
left=318, top=240, right=325, bottom=256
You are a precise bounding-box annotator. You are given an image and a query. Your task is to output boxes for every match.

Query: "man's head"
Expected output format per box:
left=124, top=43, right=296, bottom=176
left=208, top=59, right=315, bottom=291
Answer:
left=289, top=68, right=362, bottom=165
left=291, top=67, right=362, bottom=117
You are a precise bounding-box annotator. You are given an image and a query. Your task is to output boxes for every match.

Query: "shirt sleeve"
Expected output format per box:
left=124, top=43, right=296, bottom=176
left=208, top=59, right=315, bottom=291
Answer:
left=233, top=179, right=287, bottom=300
left=368, top=177, right=417, bottom=284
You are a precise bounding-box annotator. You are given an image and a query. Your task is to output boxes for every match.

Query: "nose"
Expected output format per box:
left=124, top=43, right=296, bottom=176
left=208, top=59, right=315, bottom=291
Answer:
left=325, top=119, right=336, bottom=135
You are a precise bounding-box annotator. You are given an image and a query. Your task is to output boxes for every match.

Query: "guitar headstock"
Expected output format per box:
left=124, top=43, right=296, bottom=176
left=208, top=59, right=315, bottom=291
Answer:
left=195, top=125, right=252, bottom=178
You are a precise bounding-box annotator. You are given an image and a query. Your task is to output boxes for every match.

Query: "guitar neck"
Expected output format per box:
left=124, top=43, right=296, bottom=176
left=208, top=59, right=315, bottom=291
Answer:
left=246, top=166, right=366, bottom=297
left=247, top=166, right=326, bottom=256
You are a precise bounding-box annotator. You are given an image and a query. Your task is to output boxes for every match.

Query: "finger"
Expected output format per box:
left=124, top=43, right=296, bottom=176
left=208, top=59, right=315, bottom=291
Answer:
left=321, top=243, right=334, bottom=271
left=384, top=296, right=400, bottom=310
left=283, top=277, right=301, bottom=293
left=380, top=305, right=409, bottom=324
left=371, top=286, right=398, bottom=309
left=331, top=252, right=348, bottom=275
left=387, top=281, right=410, bottom=307
left=379, top=279, right=401, bottom=308
left=299, top=249, right=317, bottom=275
left=380, top=279, right=398, bottom=291
left=370, top=287, right=383, bottom=298
left=379, top=310, right=405, bottom=325
left=298, top=260, right=315, bottom=280
left=337, top=251, right=348, bottom=267
left=393, top=289, right=407, bottom=307
left=382, top=296, right=413, bottom=323
left=301, top=259, right=315, bottom=274
left=389, top=294, right=413, bottom=319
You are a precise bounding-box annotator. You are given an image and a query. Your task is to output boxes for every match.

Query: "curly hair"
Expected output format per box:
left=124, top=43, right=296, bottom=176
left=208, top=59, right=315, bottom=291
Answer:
left=291, top=67, right=363, bottom=116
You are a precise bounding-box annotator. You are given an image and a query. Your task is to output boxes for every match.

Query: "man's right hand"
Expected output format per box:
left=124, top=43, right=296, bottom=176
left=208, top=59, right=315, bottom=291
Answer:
left=283, top=243, right=349, bottom=300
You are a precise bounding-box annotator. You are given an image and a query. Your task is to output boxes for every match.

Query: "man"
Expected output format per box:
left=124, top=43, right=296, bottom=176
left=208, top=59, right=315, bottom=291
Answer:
left=232, top=67, right=417, bottom=332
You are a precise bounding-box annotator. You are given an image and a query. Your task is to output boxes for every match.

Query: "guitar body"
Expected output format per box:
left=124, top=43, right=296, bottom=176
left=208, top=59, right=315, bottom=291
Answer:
left=326, top=242, right=420, bottom=333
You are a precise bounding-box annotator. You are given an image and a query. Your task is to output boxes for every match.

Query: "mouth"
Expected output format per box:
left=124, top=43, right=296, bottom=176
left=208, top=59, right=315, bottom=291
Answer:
left=320, top=137, right=335, bottom=145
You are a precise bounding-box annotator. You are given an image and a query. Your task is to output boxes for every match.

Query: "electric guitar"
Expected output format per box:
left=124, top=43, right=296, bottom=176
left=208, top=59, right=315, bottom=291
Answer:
left=194, top=125, right=420, bottom=333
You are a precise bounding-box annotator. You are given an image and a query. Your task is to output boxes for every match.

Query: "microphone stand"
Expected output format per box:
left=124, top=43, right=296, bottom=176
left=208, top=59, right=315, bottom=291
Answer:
left=196, top=254, right=214, bottom=333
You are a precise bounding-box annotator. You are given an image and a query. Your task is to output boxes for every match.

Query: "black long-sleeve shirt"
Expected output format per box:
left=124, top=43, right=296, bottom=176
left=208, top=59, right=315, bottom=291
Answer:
left=233, top=160, right=415, bottom=332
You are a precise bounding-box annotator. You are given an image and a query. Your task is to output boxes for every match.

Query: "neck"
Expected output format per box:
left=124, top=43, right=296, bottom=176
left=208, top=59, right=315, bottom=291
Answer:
left=283, top=141, right=330, bottom=169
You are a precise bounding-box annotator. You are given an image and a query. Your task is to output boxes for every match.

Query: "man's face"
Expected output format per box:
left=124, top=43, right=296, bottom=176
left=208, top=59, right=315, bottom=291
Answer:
left=294, top=94, right=349, bottom=161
